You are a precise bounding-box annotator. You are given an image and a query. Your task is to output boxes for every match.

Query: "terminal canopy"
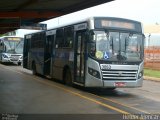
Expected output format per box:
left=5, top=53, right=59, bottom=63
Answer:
left=0, top=0, right=113, bottom=34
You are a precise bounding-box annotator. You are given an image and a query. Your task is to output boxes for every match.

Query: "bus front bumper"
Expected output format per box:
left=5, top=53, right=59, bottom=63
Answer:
left=85, top=74, right=143, bottom=88
left=2, top=57, right=23, bottom=64
left=103, top=78, right=143, bottom=88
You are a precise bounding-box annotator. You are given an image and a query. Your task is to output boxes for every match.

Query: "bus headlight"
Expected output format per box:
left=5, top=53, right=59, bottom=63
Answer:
left=138, top=71, right=143, bottom=79
left=88, top=67, right=100, bottom=79
left=19, top=56, right=23, bottom=60
left=2, top=54, right=9, bottom=58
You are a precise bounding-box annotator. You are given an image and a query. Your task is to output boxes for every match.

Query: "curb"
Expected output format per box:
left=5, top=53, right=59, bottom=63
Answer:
left=144, top=76, right=160, bottom=82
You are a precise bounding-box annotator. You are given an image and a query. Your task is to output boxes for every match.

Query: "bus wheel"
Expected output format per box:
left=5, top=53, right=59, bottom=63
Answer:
left=18, top=62, right=21, bottom=66
left=64, top=69, right=72, bottom=86
left=106, top=87, right=116, bottom=90
left=32, top=63, right=37, bottom=75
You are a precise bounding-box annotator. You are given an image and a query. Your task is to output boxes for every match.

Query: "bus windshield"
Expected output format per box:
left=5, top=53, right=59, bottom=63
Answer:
left=15, top=40, right=24, bottom=54
left=88, top=30, right=143, bottom=62
left=4, top=40, right=23, bottom=54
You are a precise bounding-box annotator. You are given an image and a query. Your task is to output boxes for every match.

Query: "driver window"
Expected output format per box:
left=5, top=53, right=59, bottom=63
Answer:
left=96, top=32, right=110, bottom=52
left=127, top=35, right=138, bottom=52
left=0, top=41, right=3, bottom=51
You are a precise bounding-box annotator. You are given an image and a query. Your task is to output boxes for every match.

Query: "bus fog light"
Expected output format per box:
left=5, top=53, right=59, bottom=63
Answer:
left=138, top=71, right=143, bottom=79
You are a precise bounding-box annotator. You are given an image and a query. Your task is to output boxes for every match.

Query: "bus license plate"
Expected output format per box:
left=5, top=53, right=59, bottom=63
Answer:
left=115, top=82, right=126, bottom=87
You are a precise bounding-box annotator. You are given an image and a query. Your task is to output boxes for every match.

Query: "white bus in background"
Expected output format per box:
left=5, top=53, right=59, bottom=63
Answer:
left=0, top=36, right=24, bottom=65
left=24, top=17, right=144, bottom=89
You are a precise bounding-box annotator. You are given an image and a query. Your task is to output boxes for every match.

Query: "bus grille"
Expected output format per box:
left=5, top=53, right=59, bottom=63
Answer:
left=102, top=70, right=137, bottom=81
left=10, top=55, right=21, bottom=61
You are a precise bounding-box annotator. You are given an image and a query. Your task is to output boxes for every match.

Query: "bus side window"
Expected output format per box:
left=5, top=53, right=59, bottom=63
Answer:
left=0, top=42, right=3, bottom=51
left=55, top=28, right=64, bottom=48
left=0, top=41, right=2, bottom=46
left=64, top=26, right=74, bottom=48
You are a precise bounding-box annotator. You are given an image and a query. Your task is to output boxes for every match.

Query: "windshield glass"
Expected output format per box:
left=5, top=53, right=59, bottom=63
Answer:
left=88, top=30, right=143, bottom=61
left=4, top=40, right=23, bottom=54
left=15, top=40, right=24, bottom=54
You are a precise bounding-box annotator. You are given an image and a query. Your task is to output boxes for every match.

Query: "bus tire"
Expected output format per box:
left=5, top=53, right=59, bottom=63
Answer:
left=64, top=69, right=72, bottom=86
left=106, top=87, right=116, bottom=90
left=32, top=62, right=37, bottom=75
left=18, top=62, right=21, bottom=66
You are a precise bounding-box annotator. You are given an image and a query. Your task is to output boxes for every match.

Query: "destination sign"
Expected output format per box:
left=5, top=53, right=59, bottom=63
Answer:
left=74, top=23, right=87, bottom=31
left=101, top=20, right=135, bottom=29
left=7, top=38, right=21, bottom=41
left=20, top=23, right=47, bottom=30
left=94, top=18, right=142, bottom=32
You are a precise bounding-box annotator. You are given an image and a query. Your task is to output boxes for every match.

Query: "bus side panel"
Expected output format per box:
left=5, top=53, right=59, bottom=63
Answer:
left=53, top=49, right=67, bottom=80
left=53, top=49, right=74, bottom=81
left=30, top=48, right=45, bottom=75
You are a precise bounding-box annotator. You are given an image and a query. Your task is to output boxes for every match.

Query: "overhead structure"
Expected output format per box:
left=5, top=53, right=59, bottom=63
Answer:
left=0, top=0, right=113, bottom=34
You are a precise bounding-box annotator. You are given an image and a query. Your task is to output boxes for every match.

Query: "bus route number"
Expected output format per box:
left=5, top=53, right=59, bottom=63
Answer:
left=100, top=64, right=111, bottom=70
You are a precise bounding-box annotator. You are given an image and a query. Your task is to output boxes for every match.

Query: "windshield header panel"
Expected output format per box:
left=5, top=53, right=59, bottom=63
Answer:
left=94, top=17, right=142, bottom=33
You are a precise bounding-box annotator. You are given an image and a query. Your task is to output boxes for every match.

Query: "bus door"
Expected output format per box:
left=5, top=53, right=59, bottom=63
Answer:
left=23, top=37, right=31, bottom=69
left=44, top=35, right=54, bottom=76
left=74, top=31, right=86, bottom=84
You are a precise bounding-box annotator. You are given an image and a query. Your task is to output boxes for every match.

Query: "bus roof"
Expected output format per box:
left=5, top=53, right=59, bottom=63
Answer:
left=24, top=16, right=142, bottom=36
left=0, top=36, right=23, bottom=39
left=48, top=16, right=142, bottom=30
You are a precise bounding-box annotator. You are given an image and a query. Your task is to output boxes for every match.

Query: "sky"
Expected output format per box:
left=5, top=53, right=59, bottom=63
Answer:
left=17, top=0, right=160, bottom=36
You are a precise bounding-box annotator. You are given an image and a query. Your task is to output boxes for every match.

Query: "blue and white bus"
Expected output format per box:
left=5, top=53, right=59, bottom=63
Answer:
left=0, top=36, right=23, bottom=65
left=23, top=17, right=144, bottom=89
